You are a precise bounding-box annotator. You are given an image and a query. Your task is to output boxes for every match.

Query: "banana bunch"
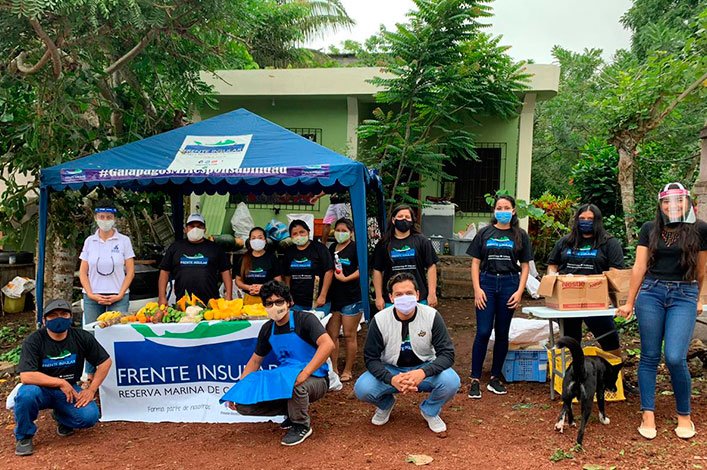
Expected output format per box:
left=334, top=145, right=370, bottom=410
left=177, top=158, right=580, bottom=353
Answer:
left=97, top=311, right=123, bottom=328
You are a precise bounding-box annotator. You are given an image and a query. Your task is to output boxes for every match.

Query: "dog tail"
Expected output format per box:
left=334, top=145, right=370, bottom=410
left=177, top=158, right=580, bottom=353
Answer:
left=556, top=336, right=586, bottom=379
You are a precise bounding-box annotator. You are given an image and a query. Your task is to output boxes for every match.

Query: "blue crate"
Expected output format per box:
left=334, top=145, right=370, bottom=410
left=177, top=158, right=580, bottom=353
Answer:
left=502, top=349, right=548, bottom=383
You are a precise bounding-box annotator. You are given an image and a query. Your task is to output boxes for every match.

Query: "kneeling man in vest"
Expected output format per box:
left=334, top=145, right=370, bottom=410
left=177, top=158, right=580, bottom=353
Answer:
left=355, top=272, right=460, bottom=433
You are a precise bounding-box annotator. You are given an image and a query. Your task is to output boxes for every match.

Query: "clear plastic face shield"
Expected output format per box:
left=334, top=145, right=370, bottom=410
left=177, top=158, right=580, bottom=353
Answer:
left=658, top=186, right=696, bottom=225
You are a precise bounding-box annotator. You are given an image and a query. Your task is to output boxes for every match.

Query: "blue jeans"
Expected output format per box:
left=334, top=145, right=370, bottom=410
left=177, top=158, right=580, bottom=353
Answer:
left=471, top=272, right=519, bottom=379
left=13, top=384, right=100, bottom=440
left=636, top=278, right=698, bottom=415
left=83, top=293, right=129, bottom=374
left=354, top=365, right=460, bottom=417
left=294, top=302, right=331, bottom=315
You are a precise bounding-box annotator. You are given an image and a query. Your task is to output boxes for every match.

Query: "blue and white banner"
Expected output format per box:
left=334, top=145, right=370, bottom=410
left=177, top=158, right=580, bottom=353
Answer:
left=95, top=320, right=277, bottom=423
left=168, top=135, right=253, bottom=172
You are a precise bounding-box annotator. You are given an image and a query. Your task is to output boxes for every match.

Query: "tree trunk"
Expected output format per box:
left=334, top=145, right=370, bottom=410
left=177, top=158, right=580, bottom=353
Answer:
left=43, top=207, right=78, bottom=302
left=614, top=133, right=638, bottom=244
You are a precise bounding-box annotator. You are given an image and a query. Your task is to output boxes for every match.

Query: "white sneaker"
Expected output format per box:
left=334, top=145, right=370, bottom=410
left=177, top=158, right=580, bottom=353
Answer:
left=371, top=398, right=395, bottom=426
left=421, top=410, right=447, bottom=433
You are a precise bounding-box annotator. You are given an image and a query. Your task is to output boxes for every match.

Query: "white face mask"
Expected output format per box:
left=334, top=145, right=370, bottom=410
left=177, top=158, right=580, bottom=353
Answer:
left=187, top=227, right=205, bottom=242
left=96, top=219, right=115, bottom=232
left=292, top=235, right=309, bottom=246
left=393, top=294, right=418, bottom=315
left=250, top=239, right=266, bottom=251
left=266, top=304, right=289, bottom=322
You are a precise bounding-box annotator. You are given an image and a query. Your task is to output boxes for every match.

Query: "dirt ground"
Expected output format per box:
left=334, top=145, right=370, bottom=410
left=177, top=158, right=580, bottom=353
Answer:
left=0, top=299, right=705, bottom=470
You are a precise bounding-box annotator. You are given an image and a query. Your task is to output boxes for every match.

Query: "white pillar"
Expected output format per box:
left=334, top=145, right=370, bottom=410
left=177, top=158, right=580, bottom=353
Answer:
left=346, top=96, right=359, bottom=159
left=516, top=92, right=537, bottom=231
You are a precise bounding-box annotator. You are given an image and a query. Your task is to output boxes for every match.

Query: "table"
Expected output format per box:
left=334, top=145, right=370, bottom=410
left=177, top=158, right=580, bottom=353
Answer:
left=522, top=306, right=616, bottom=399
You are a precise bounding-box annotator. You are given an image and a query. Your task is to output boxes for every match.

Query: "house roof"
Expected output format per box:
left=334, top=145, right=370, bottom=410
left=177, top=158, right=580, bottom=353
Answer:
left=201, top=64, right=560, bottom=101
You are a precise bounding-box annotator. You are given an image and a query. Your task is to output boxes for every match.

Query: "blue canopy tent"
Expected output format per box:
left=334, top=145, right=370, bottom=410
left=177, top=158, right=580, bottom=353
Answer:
left=38, top=108, right=384, bottom=323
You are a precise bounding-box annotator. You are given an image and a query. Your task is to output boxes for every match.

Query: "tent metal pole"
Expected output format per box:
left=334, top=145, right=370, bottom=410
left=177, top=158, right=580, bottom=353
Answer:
left=349, top=171, right=371, bottom=321
left=170, top=191, right=184, bottom=240
left=36, top=187, right=49, bottom=326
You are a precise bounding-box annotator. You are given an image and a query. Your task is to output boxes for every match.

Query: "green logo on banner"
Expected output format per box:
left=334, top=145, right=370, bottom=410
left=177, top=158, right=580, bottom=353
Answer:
left=131, top=321, right=251, bottom=340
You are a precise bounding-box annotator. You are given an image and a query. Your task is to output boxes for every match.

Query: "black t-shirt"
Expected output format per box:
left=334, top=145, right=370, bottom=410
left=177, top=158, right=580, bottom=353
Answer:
left=282, top=241, right=334, bottom=307
left=396, top=311, right=424, bottom=368
left=373, top=234, right=439, bottom=303
left=638, top=220, right=707, bottom=281
left=18, top=328, right=110, bottom=384
left=467, top=226, right=533, bottom=273
left=254, top=310, right=327, bottom=357
left=547, top=235, right=624, bottom=275
left=329, top=242, right=361, bottom=308
left=235, top=251, right=282, bottom=286
left=159, top=239, right=231, bottom=302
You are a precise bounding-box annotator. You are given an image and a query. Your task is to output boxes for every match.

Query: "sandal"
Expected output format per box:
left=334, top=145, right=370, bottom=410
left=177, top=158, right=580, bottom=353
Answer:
left=340, top=372, right=352, bottom=382
left=638, top=421, right=657, bottom=440
left=675, top=421, right=696, bottom=439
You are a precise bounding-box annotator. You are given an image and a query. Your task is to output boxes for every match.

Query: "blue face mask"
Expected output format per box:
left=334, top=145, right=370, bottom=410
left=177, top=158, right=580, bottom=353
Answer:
left=46, top=317, right=72, bottom=333
left=578, top=220, right=594, bottom=234
left=494, top=210, right=513, bottom=225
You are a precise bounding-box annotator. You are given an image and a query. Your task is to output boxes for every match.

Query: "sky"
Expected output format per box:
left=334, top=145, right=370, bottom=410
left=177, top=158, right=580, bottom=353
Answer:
left=306, top=0, right=634, bottom=64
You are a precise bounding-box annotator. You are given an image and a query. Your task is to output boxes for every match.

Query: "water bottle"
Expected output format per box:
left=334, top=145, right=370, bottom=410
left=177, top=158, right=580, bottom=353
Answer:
left=334, top=252, right=343, bottom=275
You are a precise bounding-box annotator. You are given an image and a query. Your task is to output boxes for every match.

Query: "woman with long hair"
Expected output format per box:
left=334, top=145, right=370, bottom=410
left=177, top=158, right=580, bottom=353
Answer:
left=618, top=183, right=707, bottom=440
left=467, top=195, right=532, bottom=399
left=372, top=204, right=439, bottom=310
left=547, top=204, right=624, bottom=356
left=281, top=220, right=334, bottom=313
left=235, top=227, right=283, bottom=304
left=326, top=218, right=362, bottom=382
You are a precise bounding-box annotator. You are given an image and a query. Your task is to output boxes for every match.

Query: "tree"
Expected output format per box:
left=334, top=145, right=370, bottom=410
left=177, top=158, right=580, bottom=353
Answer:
left=597, top=7, right=706, bottom=241
left=0, top=0, right=349, bottom=300
left=531, top=47, right=606, bottom=198
left=245, top=0, right=354, bottom=67
left=357, top=0, right=527, bottom=212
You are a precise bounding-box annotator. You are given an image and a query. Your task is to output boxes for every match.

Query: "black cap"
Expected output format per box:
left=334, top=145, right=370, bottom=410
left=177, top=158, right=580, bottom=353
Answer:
left=44, top=299, right=72, bottom=317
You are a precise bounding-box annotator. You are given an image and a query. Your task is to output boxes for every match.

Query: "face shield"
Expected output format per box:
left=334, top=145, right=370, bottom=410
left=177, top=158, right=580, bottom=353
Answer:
left=658, top=185, right=696, bottom=225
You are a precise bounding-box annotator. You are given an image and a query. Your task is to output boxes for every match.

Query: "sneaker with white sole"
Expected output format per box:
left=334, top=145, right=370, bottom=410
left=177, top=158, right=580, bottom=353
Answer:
left=421, top=410, right=447, bottom=433
left=280, top=424, right=312, bottom=446
left=487, top=377, right=507, bottom=395
left=371, top=398, right=396, bottom=426
left=468, top=380, right=481, bottom=399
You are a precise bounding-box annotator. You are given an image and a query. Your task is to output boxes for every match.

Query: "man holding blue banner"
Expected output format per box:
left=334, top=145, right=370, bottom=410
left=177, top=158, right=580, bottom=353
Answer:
left=222, top=281, right=334, bottom=446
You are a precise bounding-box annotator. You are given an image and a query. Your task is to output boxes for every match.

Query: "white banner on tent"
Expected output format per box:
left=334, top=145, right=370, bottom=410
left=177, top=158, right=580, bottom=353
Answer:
left=95, top=319, right=277, bottom=423
left=169, top=135, right=252, bottom=171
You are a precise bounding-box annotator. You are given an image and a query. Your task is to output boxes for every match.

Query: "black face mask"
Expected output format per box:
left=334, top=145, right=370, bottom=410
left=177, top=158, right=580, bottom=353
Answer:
left=393, top=219, right=413, bottom=233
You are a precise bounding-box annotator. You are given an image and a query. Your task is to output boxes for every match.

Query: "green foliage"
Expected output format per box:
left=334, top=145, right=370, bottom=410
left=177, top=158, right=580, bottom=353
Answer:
left=531, top=47, right=606, bottom=198
left=357, top=0, right=527, bottom=210
left=527, top=193, right=575, bottom=266
left=570, top=138, right=620, bottom=217
left=0, top=345, right=22, bottom=364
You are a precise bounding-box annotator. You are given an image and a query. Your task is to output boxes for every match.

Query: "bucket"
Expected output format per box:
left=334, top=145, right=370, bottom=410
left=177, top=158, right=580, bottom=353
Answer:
left=3, top=293, right=26, bottom=314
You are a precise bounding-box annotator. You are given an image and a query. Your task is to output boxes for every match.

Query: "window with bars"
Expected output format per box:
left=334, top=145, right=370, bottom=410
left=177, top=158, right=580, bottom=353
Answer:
left=442, top=145, right=505, bottom=213
left=287, top=128, right=322, bottom=144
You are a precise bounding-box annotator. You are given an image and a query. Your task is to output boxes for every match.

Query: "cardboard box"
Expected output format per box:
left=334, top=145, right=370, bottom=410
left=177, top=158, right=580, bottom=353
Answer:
left=538, top=274, right=609, bottom=310
left=604, top=268, right=632, bottom=308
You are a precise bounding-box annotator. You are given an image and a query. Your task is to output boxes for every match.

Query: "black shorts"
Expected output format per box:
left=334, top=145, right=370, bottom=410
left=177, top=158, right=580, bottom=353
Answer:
left=562, top=316, right=621, bottom=352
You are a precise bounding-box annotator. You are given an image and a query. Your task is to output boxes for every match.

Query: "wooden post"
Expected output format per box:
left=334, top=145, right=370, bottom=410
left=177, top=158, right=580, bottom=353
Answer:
left=694, top=125, right=707, bottom=221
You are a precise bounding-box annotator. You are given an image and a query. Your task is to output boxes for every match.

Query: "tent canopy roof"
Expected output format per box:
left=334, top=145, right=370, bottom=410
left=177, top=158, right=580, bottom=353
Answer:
left=40, top=108, right=372, bottom=195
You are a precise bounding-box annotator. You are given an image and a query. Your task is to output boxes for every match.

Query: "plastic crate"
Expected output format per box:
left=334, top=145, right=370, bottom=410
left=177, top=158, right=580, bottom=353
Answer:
left=447, top=238, right=472, bottom=257
left=547, top=346, right=625, bottom=402
left=502, top=349, right=548, bottom=382
left=429, top=235, right=444, bottom=255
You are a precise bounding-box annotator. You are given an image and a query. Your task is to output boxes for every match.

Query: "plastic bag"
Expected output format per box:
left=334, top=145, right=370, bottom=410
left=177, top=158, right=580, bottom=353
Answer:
left=286, top=214, right=315, bottom=240
left=525, top=275, right=541, bottom=299
left=2, top=276, right=35, bottom=299
left=461, top=223, right=476, bottom=240
left=490, top=318, right=558, bottom=348
left=265, top=219, right=289, bottom=242
left=231, top=202, right=254, bottom=239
